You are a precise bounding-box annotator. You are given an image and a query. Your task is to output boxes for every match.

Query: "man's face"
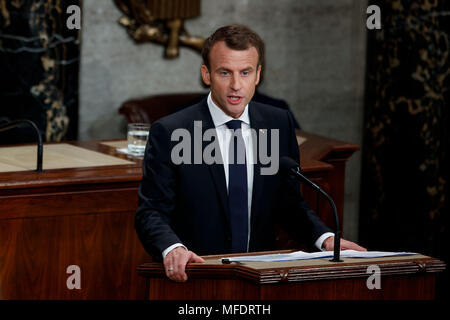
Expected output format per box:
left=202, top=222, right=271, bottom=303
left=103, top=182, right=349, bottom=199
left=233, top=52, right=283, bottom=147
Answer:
left=201, top=41, right=261, bottom=119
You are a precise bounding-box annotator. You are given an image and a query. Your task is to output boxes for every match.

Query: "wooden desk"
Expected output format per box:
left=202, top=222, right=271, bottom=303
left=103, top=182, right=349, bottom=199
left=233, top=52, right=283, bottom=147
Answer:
left=0, top=131, right=358, bottom=299
left=138, top=251, right=446, bottom=300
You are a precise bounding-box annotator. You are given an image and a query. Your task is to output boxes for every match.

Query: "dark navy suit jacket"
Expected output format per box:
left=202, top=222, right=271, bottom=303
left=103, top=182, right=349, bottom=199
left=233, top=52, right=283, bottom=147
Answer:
left=135, top=98, right=331, bottom=259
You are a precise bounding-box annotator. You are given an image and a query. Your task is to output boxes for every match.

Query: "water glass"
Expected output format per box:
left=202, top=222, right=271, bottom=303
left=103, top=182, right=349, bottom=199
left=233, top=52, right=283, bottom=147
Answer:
left=127, top=123, right=150, bottom=156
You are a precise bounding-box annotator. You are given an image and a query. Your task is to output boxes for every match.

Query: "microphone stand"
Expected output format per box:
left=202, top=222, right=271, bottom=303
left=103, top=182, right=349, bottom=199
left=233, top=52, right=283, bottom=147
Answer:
left=0, top=120, right=43, bottom=172
left=292, top=167, right=342, bottom=262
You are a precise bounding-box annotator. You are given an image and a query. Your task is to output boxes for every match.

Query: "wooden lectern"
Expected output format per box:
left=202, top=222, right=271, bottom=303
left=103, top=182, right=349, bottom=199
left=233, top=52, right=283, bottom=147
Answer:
left=137, top=251, right=446, bottom=300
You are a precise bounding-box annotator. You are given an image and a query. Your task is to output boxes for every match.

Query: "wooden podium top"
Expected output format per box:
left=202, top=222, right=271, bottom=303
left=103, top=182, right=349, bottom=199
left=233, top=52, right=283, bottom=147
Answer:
left=137, top=250, right=446, bottom=285
left=0, top=143, right=133, bottom=172
left=0, top=140, right=141, bottom=190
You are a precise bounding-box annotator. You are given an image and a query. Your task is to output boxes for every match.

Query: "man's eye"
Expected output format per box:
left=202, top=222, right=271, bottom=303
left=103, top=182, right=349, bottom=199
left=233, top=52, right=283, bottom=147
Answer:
left=220, top=71, right=229, bottom=76
left=242, top=71, right=249, bottom=76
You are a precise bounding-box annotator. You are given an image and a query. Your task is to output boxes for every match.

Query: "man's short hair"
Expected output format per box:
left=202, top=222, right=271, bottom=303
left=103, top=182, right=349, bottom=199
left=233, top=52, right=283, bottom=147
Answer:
left=201, top=24, right=265, bottom=70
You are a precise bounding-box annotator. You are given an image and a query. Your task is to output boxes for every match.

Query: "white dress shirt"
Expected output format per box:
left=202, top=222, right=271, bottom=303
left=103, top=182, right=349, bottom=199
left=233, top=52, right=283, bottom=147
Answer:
left=162, top=93, right=333, bottom=258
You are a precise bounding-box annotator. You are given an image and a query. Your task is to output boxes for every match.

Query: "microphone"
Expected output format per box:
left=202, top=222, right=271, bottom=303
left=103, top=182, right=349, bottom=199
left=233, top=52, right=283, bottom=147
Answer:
left=0, top=119, right=43, bottom=172
left=280, top=156, right=341, bottom=262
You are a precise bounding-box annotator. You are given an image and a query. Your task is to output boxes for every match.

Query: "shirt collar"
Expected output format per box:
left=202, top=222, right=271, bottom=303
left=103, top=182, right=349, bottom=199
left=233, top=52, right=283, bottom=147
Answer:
left=207, top=92, right=250, bottom=128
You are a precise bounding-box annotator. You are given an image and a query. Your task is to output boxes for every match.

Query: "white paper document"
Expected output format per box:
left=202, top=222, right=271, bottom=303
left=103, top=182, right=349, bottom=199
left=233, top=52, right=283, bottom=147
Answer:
left=220, top=250, right=418, bottom=263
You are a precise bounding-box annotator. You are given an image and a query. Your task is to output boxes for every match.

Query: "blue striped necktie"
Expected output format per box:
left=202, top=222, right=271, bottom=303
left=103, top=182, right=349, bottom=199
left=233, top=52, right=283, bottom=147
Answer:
left=226, top=120, right=248, bottom=253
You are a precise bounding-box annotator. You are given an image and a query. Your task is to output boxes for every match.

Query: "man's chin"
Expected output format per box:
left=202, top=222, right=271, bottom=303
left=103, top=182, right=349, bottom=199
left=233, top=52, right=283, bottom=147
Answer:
left=226, top=105, right=247, bottom=118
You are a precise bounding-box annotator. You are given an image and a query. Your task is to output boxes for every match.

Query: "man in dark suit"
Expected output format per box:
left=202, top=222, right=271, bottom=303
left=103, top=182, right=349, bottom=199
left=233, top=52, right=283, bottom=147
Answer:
left=136, top=25, right=365, bottom=282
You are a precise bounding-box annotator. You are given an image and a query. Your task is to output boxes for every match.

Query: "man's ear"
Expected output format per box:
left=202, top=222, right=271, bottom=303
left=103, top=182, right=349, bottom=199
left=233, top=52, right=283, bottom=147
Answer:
left=255, top=64, right=262, bottom=86
left=201, top=65, right=211, bottom=86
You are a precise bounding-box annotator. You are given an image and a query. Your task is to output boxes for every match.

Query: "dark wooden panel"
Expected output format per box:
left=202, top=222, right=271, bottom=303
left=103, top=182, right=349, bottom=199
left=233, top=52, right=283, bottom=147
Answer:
left=0, top=188, right=138, bottom=219
left=0, top=211, right=150, bottom=299
left=146, top=274, right=437, bottom=300
left=0, top=141, right=150, bottom=299
left=148, top=278, right=260, bottom=300
left=259, top=274, right=436, bottom=300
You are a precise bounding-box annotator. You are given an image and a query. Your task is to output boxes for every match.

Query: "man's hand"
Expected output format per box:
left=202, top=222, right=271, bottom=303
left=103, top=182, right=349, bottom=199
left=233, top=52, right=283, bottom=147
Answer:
left=323, top=237, right=367, bottom=252
left=163, top=247, right=205, bottom=282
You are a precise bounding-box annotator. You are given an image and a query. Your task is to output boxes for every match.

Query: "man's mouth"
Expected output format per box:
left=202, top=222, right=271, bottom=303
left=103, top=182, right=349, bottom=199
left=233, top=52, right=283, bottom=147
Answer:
left=227, top=95, right=243, bottom=105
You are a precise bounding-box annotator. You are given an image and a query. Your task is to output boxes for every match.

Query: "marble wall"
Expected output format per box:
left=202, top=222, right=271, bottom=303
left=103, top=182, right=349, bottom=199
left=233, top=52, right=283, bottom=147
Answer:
left=361, top=0, right=449, bottom=264
left=79, top=0, right=368, bottom=241
left=0, top=0, right=80, bottom=143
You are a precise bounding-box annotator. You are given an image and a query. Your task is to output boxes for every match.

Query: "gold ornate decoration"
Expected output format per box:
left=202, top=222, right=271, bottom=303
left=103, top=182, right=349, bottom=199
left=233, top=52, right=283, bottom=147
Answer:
left=114, top=0, right=205, bottom=58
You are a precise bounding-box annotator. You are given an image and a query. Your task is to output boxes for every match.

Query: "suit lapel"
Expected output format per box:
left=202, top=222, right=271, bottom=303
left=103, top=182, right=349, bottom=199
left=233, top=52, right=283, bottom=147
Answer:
left=248, top=102, right=268, bottom=225
left=195, top=101, right=230, bottom=224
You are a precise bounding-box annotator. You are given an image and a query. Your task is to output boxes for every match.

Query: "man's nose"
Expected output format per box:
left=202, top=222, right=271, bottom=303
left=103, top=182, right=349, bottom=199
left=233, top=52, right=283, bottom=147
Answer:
left=230, top=74, right=242, bottom=91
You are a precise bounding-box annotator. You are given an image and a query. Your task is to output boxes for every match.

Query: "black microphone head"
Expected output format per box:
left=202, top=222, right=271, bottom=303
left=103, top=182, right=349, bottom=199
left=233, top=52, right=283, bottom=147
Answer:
left=280, top=156, right=299, bottom=171
left=279, top=156, right=300, bottom=177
